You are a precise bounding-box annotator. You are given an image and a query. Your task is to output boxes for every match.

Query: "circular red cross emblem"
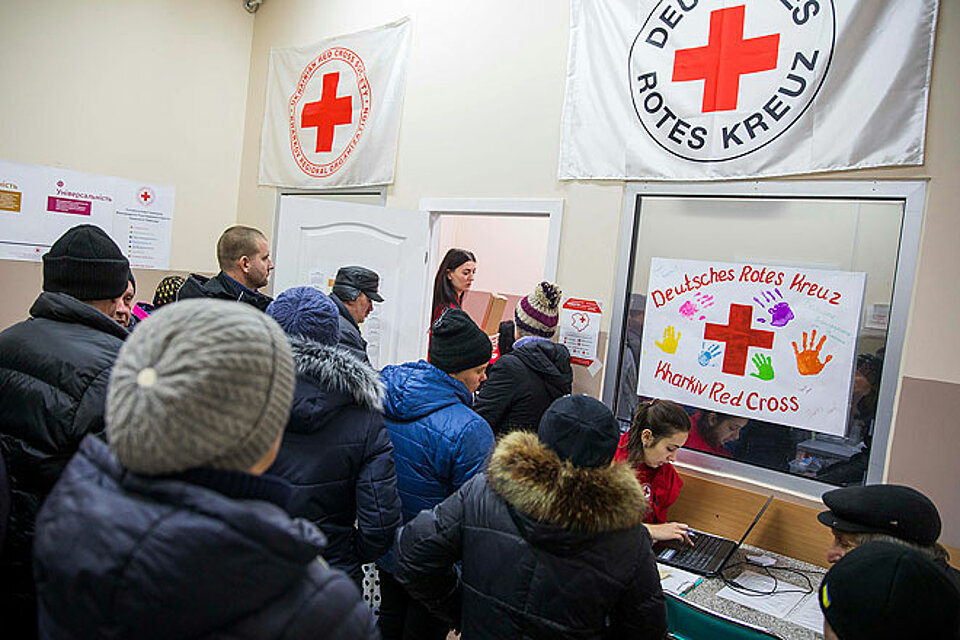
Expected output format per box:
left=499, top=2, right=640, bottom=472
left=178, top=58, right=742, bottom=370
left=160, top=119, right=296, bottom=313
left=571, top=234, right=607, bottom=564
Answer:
left=289, top=47, right=372, bottom=177
left=629, top=0, right=835, bottom=162
left=137, top=187, right=155, bottom=206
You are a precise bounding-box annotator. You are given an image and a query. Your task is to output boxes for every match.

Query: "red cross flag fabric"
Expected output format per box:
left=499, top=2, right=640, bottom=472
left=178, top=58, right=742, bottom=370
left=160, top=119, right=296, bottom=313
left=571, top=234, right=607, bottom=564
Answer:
left=259, top=18, right=411, bottom=188
left=559, top=0, right=939, bottom=180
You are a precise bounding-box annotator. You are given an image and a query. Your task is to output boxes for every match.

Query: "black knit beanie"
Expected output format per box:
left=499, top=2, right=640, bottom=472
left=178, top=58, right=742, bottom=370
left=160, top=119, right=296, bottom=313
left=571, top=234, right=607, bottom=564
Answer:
left=819, top=542, right=960, bottom=640
left=538, top=395, right=619, bottom=468
left=429, top=309, right=491, bottom=373
left=43, top=225, right=129, bottom=300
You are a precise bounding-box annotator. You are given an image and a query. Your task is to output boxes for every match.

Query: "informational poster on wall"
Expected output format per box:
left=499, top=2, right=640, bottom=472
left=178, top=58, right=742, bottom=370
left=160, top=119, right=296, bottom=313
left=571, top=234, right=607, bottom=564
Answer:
left=637, top=258, right=866, bottom=435
left=560, top=297, right=603, bottom=369
left=0, top=159, right=175, bottom=268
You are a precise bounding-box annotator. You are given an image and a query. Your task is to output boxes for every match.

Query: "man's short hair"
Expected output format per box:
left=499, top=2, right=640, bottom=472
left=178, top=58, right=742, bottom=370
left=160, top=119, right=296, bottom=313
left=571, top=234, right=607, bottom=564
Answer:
left=217, top=226, right=266, bottom=270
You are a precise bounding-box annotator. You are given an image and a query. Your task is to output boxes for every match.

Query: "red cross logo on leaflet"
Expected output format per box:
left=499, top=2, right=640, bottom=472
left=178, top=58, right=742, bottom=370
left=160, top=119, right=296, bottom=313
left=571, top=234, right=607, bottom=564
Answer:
left=703, top=303, right=774, bottom=376
left=673, top=5, right=779, bottom=112
left=301, top=73, right=353, bottom=153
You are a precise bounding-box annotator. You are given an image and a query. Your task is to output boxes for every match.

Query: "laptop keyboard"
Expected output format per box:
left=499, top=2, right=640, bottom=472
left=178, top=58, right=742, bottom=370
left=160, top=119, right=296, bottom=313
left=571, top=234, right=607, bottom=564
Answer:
left=664, top=534, right=727, bottom=572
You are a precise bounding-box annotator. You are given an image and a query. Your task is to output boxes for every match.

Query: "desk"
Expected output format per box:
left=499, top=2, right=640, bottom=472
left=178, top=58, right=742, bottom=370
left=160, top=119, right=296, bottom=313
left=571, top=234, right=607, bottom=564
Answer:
left=667, top=545, right=827, bottom=640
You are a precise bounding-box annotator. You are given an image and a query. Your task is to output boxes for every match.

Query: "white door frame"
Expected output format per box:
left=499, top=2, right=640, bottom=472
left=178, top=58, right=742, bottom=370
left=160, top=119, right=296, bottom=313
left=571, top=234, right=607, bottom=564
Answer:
left=417, top=197, right=564, bottom=349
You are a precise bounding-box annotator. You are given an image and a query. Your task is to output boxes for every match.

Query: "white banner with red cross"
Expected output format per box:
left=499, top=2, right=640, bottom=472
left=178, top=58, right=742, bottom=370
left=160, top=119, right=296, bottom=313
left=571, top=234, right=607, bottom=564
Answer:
left=559, top=0, right=938, bottom=180
left=259, top=18, right=411, bottom=188
left=636, top=258, right=865, bottom=435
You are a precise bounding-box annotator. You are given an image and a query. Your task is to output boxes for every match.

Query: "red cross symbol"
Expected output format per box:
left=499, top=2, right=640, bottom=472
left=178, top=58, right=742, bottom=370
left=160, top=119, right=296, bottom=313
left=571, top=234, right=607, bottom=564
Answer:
left=139, top=190, right=152, bottom=204
left=673, top=5, right=780, bottom=113
left=301, top=72, right=353, bottom=153
left=703, top=303, right=774, bottom=376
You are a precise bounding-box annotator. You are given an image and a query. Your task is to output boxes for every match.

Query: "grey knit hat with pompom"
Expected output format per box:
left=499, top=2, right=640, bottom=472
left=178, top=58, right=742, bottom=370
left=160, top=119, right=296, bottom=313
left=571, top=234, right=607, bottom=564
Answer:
left=106, top=299, right=295, bottom=475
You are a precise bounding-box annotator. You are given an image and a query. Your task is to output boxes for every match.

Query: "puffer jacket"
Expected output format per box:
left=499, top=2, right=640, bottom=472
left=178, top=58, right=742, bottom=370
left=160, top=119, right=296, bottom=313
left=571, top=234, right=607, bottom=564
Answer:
left=474, top=339, right=572, bottom=436
left=178, top=271, right=272, bottom=311
left=267, top=336, right=401, bottom=584
left=395, top=431, right=667, bottom=640
left=33, top=437, right=378, bottom=640
left=378, top=361, right=494, bottom=570
left=0, top=292, right=128, bottom=631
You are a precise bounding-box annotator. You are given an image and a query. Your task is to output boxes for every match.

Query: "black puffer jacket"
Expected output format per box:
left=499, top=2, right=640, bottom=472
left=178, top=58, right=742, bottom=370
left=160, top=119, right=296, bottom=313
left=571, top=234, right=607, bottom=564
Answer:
left=474, top=339, right=573, bottom=437
left=33, top=437, right=378, bottom=640
left=267, top=336, right=401, bottom=583
left=178, top=271, right=273, bottom=311
left=395, top=431, right=666, bottom=640
left=0, top=292, right=127, bottom=629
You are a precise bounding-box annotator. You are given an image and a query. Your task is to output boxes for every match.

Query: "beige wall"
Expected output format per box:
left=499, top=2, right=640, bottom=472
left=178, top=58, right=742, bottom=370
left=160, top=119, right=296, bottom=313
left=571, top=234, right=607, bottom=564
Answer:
left=0, top=0, right=255, bottom=327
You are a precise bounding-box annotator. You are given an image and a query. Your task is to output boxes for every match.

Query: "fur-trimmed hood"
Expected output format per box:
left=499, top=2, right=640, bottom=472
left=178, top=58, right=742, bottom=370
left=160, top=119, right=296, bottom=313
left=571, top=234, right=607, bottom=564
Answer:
left=487, top=431, right=648, bottom=535
left=288, top=335, right=383, bottom=411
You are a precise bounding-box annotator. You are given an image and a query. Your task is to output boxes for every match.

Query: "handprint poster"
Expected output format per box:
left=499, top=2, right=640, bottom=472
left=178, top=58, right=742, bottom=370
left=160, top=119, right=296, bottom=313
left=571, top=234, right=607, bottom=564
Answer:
left=636, top=258, right=866, bottom=436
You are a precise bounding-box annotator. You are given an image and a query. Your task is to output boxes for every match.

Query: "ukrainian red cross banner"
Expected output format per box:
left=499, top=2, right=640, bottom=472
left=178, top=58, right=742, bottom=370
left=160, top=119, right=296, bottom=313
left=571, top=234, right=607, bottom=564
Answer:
left=637, top=258, right=866, bottom=435
left=559, top=0, right=939, bottom=180
left=259, top=18, right=411, bottom=188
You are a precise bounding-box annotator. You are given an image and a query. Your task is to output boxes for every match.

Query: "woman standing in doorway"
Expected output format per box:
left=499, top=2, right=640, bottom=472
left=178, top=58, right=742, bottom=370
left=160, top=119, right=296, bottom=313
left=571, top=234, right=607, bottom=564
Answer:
left=431, top=248, right=476, bottom=323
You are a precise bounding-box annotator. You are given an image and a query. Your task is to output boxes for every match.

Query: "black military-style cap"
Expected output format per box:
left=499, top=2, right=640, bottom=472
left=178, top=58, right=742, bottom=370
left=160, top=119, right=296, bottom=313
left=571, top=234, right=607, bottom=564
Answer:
left=332, top=266, right=383, bottom=302
left=817, top=484, right=942, bottom=545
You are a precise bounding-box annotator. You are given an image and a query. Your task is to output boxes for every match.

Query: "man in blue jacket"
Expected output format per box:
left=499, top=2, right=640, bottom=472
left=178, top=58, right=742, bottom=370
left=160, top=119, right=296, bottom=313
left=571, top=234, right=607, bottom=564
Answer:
left=33, top=300, right=377, bottom=639
left=377, top=309, right=495, bottom=640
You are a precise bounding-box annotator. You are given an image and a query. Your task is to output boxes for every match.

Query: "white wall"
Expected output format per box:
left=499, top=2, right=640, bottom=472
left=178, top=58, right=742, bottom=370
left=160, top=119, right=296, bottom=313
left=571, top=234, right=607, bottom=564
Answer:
left=0, top=0, right=255, bottom=273
left=436, top=215, right=550, bottom=297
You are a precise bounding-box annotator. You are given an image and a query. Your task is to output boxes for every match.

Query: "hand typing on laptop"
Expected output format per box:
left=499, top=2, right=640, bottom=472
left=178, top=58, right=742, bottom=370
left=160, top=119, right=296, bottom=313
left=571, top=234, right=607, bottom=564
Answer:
left=645, top=522, right=697, bottom=546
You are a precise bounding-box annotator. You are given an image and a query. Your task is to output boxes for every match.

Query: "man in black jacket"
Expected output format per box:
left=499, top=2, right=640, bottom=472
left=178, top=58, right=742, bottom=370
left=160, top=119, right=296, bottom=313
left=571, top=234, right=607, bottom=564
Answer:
left=0, top=224, right=130, bottom=636
left=178, top=225, right=274, bottom=311
left=395, top=395, right=667, bottom=640
left=329, top=266, right=383, bottom=364
left=475, top=281, right=572, bottom=436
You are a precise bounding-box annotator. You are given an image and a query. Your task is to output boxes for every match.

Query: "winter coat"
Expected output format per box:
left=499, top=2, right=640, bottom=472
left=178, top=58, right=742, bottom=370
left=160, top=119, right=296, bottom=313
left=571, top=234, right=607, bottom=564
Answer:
left=178, top=271, right=272, bottom=311
left=378, top=361, right=495, bottom=570
left=395, top=431, right=667, bottom=640
left=33, top=437, right=378, bottom=640
left=331, top=292, right=370, bottom=363
left=474, top=339, right=572, bottom=436
left=0, top=292, right=128, bottom=628
left=267, top=336, right=401, bottom=584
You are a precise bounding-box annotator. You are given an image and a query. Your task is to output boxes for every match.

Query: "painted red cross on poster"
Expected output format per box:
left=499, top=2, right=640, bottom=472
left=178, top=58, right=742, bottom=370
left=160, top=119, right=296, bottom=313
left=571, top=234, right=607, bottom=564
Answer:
left=703, top=303, right=774, bottom=376
left=673, top=5, right=780, bottom=112
left=301, top=72, right=353, bottom=153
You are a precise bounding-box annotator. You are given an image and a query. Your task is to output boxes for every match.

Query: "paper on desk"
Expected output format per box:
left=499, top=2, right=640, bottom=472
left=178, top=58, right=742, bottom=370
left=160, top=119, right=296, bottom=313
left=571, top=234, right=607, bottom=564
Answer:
left=716, top=570, right=807, bottom=619
left=657, top=563, right=700, bottom=596
left=784, top=592, right=825, bottom=633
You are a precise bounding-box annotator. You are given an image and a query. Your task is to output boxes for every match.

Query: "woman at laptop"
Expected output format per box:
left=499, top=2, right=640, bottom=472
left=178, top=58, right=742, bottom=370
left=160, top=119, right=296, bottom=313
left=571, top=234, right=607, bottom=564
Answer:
left=615, top=399, right=695, bottom=544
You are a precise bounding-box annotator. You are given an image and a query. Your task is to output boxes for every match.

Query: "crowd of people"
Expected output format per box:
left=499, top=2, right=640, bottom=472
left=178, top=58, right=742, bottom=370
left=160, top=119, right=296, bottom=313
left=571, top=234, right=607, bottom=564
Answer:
left=0, top=223, right=957, bottom=639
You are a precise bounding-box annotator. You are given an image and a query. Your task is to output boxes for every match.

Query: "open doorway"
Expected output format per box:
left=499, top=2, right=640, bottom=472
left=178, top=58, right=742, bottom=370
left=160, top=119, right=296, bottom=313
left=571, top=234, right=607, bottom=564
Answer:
left=419, top=198, right=563, bottom=357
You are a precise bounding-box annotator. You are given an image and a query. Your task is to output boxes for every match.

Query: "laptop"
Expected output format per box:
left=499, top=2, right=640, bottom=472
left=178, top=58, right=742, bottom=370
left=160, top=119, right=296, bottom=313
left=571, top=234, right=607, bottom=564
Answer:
left=654, top=494, right=774, bottom=577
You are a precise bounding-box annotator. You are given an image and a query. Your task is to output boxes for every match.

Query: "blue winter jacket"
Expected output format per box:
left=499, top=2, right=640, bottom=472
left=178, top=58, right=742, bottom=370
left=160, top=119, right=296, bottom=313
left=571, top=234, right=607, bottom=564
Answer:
left=267, top=337, right=401, bottom=584
left=379, top=361, right=494, bottom=542
left=32, top=437, right=378, bottom=640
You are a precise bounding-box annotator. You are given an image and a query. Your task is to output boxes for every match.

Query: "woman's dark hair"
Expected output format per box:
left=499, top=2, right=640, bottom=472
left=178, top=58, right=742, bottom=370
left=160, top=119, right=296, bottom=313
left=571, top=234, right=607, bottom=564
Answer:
left=432, top=248, right=476, bottom=315
left=624, top=399, right=691, bottom=466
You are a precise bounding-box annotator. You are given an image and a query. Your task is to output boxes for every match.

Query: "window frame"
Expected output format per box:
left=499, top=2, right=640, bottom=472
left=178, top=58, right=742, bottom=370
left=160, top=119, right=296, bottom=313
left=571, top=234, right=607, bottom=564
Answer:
left=602, top=180, right=927, bottom=498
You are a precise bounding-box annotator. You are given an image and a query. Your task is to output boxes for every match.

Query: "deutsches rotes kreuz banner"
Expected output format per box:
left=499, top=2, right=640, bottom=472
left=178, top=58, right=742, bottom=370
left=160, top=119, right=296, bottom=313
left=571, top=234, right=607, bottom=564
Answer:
left=259, top=18, right=411, bottom=188
left=559, top=0, right=938, bottom=180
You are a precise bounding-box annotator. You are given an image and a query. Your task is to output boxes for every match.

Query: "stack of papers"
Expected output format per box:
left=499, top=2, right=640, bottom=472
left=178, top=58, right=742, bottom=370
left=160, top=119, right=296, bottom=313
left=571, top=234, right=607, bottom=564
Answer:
left=657, top=563, right=701, bottom=596
left=716, top=570, right=824, bottom=633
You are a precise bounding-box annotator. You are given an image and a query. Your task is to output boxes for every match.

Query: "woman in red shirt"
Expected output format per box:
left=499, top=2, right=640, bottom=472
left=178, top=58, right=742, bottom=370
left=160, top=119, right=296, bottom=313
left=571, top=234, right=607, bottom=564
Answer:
left=615, top=399, right=694, bottom=544
left=684, top=410, right=748, bottom=458
left=431, top=248, right=477, bottom=323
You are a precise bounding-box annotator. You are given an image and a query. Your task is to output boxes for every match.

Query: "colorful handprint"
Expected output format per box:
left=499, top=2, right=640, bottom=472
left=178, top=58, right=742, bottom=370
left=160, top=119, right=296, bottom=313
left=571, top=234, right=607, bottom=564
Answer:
left=655, top=326, right=681, bottom=354
left=698, top=343, right=722, bottom=367
left=792, top=329, right=833, bottom=375
left=679, top=292, right=714, bottom=321
left=754, top=288, right=795, bottom=327
left=750, top=353, right=775, bottom=381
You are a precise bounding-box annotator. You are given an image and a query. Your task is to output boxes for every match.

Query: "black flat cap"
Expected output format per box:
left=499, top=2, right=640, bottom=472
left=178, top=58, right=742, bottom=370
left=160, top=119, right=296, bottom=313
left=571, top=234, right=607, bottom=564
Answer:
left=817, top=484, right=942, bottom=545
left=332, top=266, right=383, bottom=302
